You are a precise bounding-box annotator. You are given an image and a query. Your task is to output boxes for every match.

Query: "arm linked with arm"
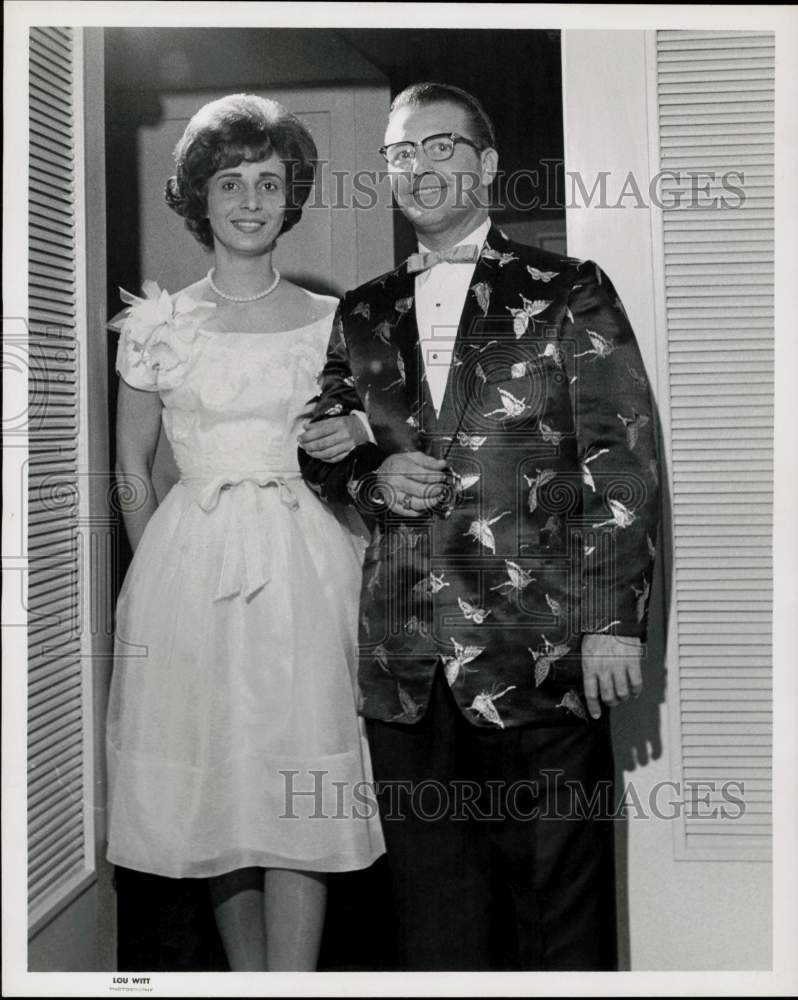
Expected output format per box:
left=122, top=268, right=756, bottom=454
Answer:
left=298, top=304, right=386, bottom=507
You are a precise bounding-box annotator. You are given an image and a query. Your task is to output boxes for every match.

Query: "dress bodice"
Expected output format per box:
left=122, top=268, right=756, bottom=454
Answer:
left=114, top=282, right=337, bottom=485
left=162, top=325, right=331, bottom=483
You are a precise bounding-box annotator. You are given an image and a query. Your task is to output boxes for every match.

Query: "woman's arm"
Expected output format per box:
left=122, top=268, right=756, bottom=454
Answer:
left=115, top=379, right=163, bottom=552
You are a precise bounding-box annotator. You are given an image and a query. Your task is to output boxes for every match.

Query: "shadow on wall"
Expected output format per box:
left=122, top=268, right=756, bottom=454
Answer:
left=612, top=405, right=671, bottom=971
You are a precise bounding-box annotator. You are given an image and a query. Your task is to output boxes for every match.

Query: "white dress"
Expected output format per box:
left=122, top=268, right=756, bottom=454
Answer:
left=105, top=283, right=384, bottom=878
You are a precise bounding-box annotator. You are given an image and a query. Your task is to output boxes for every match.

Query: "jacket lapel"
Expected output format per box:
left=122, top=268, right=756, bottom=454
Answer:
left=365, top=264, right=433, bottom=452
left=390, top=264, right=434, bottom=436
left=436, top=224, right=511, bottom=447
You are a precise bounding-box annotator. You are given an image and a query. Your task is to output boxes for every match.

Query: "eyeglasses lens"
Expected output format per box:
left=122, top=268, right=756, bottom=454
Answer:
left=385, top=135, right=456, bottom=167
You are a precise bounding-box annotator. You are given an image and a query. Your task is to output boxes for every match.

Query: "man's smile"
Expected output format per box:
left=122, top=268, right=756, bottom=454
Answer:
left=411, top=177, right=446, bottom=195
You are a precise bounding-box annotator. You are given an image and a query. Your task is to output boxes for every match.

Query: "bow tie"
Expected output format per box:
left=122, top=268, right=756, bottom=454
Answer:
left=406, top=244, right=480, bottom=275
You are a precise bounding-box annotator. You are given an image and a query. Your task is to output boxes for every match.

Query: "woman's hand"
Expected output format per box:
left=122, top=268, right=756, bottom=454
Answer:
left=298, top=413, right=370, bottom=464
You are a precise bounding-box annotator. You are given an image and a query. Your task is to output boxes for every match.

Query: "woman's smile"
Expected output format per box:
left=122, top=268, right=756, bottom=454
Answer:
left=230, top=218, right=268, bottom=232
left=206, top=155, right=287, bottom=254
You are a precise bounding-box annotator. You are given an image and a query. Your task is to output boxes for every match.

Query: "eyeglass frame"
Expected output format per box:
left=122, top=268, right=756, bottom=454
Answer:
left=378, top=131, right=484, bottom=167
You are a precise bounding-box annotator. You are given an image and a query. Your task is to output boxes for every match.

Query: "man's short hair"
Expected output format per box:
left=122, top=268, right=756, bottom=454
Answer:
left=389, top=82, right=496, bottom=152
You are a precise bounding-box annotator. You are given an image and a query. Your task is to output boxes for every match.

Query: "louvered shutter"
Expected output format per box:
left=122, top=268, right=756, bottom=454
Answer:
left=656, top=30, right=774, bottom=858
left=28, top=25, right=95, bottom=928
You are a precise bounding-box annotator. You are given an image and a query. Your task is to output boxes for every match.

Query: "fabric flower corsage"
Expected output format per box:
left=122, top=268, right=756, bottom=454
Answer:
left=115, top=281, right=216, bottom=390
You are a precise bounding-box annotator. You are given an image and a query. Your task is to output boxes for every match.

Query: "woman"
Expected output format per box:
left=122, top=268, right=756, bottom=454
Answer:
left=106, top=94, right=383, bottom=971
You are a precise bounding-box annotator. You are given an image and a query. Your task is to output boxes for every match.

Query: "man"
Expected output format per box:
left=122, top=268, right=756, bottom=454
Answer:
left=299, top=82, right=659, bottom=971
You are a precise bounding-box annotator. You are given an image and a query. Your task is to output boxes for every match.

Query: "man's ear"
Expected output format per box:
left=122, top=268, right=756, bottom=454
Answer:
left=480, top=147, right=499, bottom=187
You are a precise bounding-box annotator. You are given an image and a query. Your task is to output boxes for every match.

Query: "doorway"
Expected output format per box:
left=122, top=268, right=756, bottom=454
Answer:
left=103, top=26, right=564, bottom=972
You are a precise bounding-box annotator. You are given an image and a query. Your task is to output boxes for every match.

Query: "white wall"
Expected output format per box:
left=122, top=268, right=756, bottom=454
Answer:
left=562, top=29, right=771, bottom=971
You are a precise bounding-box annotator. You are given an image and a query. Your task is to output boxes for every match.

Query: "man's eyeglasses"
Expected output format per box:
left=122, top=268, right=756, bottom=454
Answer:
left=379, top=132, right=483, bottom=169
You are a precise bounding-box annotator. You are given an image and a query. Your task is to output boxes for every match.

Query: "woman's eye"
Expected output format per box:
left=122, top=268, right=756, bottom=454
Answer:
left=220, top=181, right=238, bottom=192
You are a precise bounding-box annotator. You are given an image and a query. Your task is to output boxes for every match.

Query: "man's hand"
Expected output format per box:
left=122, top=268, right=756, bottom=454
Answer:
left=298, top=414, right=369, bottom=464
left=375, top=451, right=449, bottom=516
left=581, top=633, right=643, bottom=719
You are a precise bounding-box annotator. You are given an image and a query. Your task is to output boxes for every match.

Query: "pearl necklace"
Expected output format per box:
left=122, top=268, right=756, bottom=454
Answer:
left=207, top=267, right=281, bottom=303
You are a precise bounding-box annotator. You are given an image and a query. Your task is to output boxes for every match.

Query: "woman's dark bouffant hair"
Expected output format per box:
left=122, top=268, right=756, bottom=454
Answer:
left=164, top=94, right=317, bottom=250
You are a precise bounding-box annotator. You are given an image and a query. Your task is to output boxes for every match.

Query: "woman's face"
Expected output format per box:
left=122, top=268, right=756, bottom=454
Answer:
left=205, top=155, right=286, bottom=258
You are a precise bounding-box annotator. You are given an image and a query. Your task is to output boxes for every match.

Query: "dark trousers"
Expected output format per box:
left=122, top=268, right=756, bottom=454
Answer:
left=366, top=669, right=618, bottom=971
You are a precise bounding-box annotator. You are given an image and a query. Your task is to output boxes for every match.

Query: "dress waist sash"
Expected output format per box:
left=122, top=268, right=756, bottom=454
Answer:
left=180, top=472, right=302, bottom=602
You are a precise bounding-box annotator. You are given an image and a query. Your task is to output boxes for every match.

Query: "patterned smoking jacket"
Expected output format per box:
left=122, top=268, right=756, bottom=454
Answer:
left=299, top=225, right=660, bottom=730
